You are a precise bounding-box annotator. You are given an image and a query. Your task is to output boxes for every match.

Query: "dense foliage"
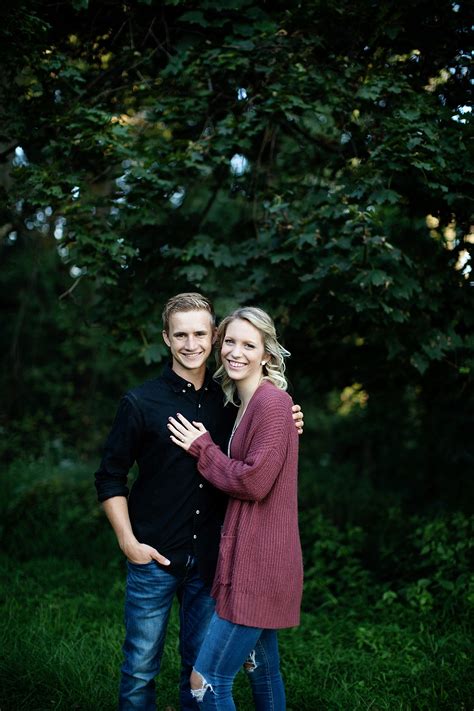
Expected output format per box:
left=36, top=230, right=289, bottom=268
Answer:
left=1, top=4, right=473, bottom=495
left=0, top=5, right=473, bottom=707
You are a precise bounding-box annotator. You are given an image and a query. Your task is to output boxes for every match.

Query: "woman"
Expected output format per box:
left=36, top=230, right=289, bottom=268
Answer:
left=167, top=307, right=303, bottom=710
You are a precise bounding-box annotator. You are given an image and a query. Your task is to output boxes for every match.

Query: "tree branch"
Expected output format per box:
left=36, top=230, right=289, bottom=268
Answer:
left=59, top=276, right=83, bottom=301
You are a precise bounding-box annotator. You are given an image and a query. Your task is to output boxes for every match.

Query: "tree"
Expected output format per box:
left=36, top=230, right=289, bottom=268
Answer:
left=1, top=0, right=473, bottom=502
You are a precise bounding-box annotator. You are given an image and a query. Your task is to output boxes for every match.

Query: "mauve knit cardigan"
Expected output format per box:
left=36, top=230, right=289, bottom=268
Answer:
left=188, top=380, right=303, bottom=629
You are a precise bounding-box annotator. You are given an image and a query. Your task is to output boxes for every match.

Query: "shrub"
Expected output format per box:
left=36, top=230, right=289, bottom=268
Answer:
left=300, top=508, right=375, bottom=610
left=0, top=458, right=116, bottom=564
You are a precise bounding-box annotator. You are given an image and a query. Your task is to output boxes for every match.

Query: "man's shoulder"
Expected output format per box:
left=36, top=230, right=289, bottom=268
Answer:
left=125, top=376, right=166, bottom=404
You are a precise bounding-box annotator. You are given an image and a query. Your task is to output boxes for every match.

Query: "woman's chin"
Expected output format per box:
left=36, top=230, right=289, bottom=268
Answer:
left=224, top=367, right=242, bottom=381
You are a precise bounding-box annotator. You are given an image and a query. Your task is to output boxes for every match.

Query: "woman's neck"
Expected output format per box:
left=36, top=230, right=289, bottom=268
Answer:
left=236, top=377, right=263, bottom=410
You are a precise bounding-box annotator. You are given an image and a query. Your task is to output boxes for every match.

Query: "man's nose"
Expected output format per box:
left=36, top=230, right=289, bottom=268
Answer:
left=185, top=336, right=197, bottom=350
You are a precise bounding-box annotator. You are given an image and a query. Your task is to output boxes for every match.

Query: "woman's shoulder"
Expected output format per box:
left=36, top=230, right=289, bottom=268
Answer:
left=252, top=381, right=293, bottom=410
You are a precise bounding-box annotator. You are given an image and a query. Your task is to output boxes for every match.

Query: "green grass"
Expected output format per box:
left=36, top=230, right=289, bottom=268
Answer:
left=0, top=457, right=472, bottom=710
left=0, top=554, right=471, bottom=711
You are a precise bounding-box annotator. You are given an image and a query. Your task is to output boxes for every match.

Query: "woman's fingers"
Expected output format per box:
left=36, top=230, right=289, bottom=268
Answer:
left=169, top=414, right=203, bottom=434
left=176, top=412, right=193, bottom=427
left=167, top=423, right=182, bottom=439
left=168, top=415, right=207, bottom=450
left=168, top=416, right=189, bottom=435
left=168, top=416, right=190, bottom=439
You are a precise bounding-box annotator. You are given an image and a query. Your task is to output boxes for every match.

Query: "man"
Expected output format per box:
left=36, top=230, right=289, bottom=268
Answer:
left=95, top=293, right=303, bottom=710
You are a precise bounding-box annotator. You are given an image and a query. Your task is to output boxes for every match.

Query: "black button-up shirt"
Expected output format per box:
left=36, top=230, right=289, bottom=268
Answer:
left=95, top=364, right=236, bottom=584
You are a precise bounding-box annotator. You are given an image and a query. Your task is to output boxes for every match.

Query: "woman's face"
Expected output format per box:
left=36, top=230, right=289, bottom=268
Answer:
left=221, top=318, right=267, bottom=388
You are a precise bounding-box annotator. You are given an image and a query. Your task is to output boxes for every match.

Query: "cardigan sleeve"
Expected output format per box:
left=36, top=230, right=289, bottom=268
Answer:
left=188, top=389, right=295, bottom=501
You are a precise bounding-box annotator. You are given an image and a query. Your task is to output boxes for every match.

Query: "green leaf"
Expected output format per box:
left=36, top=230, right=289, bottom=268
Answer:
left=178, top=11, right=209, bottom=27
left=410, top=353, right=429, bottom=374
left=141, top=343, right=166, bottom=365
left=228, top=39, right=255, bottom=51
left=370, top=189, right=401, bottom=205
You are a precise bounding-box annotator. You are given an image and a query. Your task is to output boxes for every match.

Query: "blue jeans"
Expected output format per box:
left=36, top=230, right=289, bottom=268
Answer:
left=191, top=612, right=286, bottom=710
left=119, top=558, right=215, bottom=711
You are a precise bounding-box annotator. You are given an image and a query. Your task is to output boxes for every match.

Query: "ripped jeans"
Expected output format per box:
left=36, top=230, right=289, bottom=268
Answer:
left=119, top=558, right=215, bottom=710
left=191, top=612, right=285, bottom=710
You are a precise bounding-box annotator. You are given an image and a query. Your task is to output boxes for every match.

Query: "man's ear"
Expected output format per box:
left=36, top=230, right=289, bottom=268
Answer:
left=211, top=327, right=218, bottom=345
left=162, top=330, right=171, bottom=347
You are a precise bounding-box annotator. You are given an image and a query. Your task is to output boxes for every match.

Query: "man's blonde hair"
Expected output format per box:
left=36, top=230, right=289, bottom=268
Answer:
left=162, top=292, right=215, bottom=333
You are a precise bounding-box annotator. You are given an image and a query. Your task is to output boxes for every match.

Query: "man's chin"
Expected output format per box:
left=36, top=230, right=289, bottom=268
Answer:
left=180, top=357, right=206, bottom=369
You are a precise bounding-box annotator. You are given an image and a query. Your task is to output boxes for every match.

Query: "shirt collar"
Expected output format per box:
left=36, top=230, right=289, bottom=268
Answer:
left=162, top=362, right=215, bottom=393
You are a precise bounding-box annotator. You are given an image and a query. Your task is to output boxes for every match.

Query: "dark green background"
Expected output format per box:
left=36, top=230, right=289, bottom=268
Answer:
left=0, top=1, right=472, bottom=708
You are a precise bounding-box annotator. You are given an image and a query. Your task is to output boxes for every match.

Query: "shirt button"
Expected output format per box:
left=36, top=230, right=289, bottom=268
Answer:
left=196, top=509, right=200, bottom=514
left=182, top=389, right=186, bottom=393
left=187, top=383, right=192, bottom=388
left=199, top=483, right=203, bottom=489
left=198, top=404, right=201, bottom=408
left=193, top=534, right=197, bottom=539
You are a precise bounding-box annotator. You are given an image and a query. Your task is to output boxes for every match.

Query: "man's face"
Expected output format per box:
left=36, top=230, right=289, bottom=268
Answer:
left=162, top=310, right=215, bottom=379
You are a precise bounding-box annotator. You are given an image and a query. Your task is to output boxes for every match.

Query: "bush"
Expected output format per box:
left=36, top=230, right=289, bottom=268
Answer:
left=300, top=508, right=375, bottom=610
left=388, top=512, right=474, bottom=615
left=300, top=505, right=474, bottom=618
left=0, top=458, right=116, bottom=564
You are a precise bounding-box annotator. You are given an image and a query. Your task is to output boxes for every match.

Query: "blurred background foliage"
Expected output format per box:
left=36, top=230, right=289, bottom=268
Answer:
left=1, top=0, right=472, bottom=510
left=0, top=1, right=473, bottom=707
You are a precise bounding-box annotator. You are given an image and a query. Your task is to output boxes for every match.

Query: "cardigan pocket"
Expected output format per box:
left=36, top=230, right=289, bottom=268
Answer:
left=216, top=534, right=236, bottom=585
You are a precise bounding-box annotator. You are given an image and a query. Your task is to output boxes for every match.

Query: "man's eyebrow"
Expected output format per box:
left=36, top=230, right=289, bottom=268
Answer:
left=172, top=329, right=209, bottom=336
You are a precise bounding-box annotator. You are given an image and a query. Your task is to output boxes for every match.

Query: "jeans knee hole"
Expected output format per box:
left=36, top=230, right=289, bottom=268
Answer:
left=190, top=669, right=214, bottom=703
left=244, top=649, right=258, bottom=673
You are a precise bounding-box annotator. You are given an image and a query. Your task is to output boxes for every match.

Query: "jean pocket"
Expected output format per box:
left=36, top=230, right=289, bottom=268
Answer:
left=127, top=559, right=156, bottom=568
left=217, top=534, right=235, bottom=585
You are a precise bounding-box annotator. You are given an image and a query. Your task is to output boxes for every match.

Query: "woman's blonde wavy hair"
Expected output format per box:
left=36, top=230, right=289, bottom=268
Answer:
left=214, top=306, right=290, bottom=406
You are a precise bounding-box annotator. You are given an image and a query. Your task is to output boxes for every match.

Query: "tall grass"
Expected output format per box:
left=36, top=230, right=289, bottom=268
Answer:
left=0, top=458, right=472, bottom=710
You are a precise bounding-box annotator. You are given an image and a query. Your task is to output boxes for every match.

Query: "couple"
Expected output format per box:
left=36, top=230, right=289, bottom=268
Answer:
left=95, top=293, right=303, bottom=710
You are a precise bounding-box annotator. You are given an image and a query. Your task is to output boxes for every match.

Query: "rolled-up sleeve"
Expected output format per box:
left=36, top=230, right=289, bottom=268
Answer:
left=94, top=395, right=143, bottom=502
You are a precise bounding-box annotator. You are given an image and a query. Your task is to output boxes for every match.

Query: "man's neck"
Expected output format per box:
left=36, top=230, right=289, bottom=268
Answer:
left=172, top=363, right=207, bottom=390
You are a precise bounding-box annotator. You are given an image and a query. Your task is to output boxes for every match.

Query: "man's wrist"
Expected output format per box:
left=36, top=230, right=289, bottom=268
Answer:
left=119, top=533, right=138, bottom=554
